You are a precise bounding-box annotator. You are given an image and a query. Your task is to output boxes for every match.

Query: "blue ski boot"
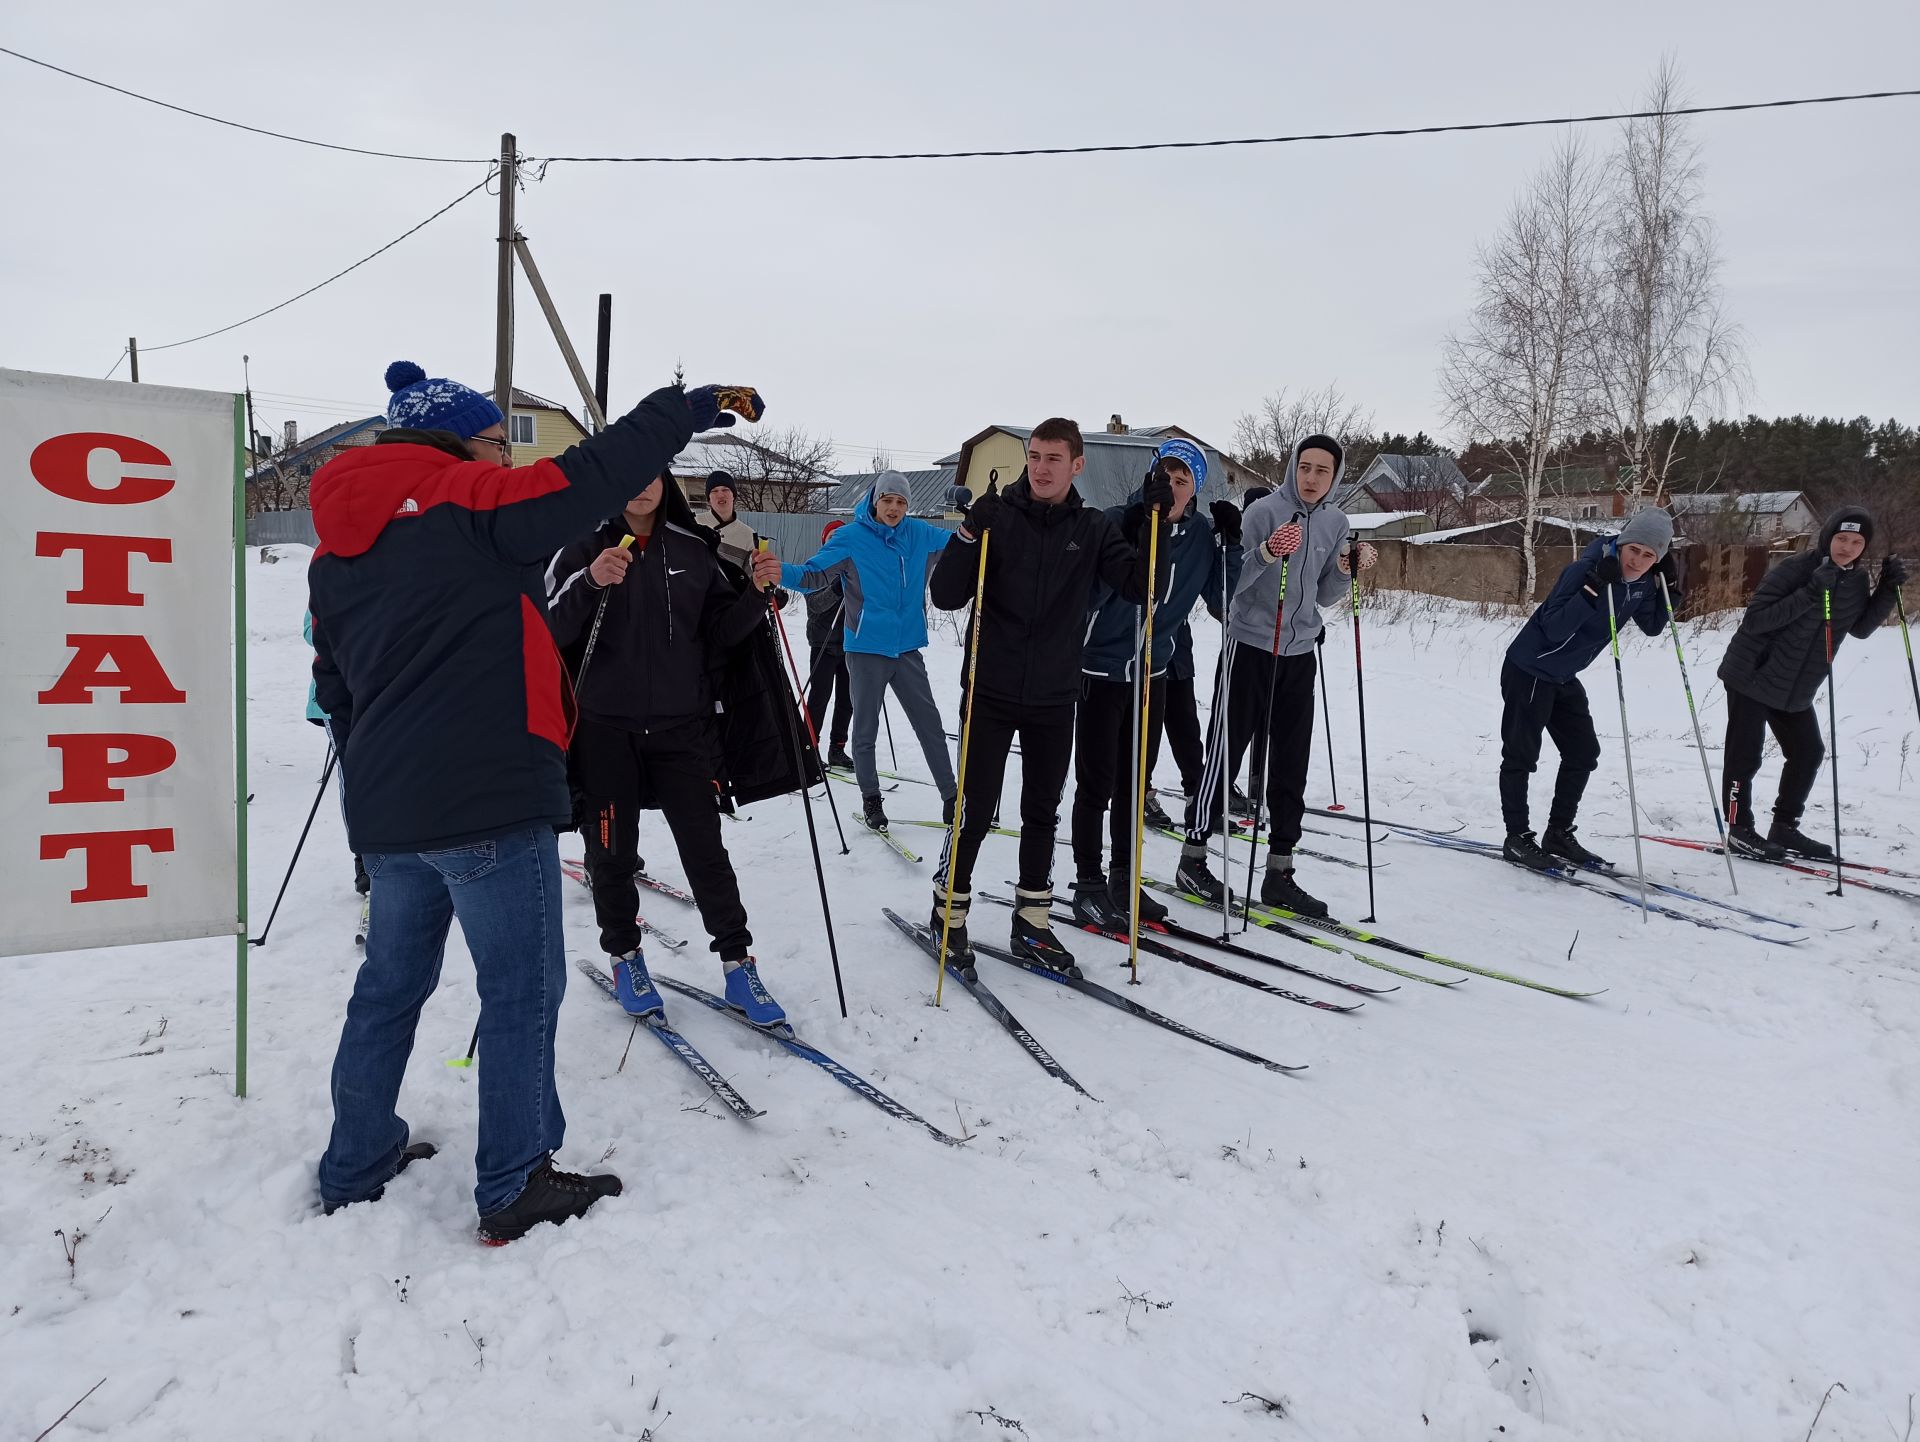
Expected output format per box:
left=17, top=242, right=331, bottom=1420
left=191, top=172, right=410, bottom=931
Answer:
left=723, top=958, right=787, bottom=1029
left=611, top=947, right=663, bottom=1018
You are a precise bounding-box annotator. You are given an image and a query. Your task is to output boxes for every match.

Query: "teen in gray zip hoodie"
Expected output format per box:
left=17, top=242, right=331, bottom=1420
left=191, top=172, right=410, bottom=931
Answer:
left=1179, top=434, right=1370, bottom=917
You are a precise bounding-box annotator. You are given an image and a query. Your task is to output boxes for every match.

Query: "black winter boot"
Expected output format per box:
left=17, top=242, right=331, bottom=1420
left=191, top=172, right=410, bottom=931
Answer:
left=1142, top=794, right=1175, bottom=832
left=1175, top=851, right=1226, bottom=904
left=1768, top=821, right=1835, bottom=861
left=1110, top=876, right=1168, bottom=925
left=1071, top=878, right=1125, bottom=931
left=1542, top=824, right=1613, bottom=871
left=323, top=1141, right=437, bottom=1216
left=1502, top=829, right=1558, bottom=872
left=1260, top=861, right=1329, bottom=919
left=928, top=894, right=976, bottom=979
left=1728, top=824, right=1788, bottom=862
left=1010, top=889, right=1079, bottom=975
left=827, top=744, right=854, bottom=771
left=861, top=793, right=889, bottom=832
left=477, top=1156, right=623, bottom=1245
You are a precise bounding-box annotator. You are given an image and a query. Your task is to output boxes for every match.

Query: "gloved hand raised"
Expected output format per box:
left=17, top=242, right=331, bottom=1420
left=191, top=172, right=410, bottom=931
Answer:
left=1209, top=499, right=1242, bottom=547
left=1585, top=551, right=1624, bottom=591
left=1810, top=558, right=1842, bottom=591
left=685, top=385, right=766, bottom=431
left=1881, top=554, right=1908, bottom=589
left=1265, top=523, right=1303, bottom=560
left=1141, top=461, right=1175, bottom=516
left=1338, top=540, right=1377, bottom=575
left=1654, top=552, right=1680, bottom=585
left=961, top=484, right=1004, bottom=539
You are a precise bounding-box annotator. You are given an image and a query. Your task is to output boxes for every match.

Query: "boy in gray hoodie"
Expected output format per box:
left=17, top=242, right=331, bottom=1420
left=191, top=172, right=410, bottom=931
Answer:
left=1177, top=435, right=1373, bottom=917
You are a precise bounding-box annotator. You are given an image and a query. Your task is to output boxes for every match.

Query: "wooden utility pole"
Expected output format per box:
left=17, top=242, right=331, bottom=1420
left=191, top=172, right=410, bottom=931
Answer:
left=594, top=293, right=612, bottom=431
left=493, top=133, right=517, bottom=422
left=242, top=354, right=259, bottom=467
left=513, top=237, right=606, bottom=431
left=128, top=338, right=140, bottom=382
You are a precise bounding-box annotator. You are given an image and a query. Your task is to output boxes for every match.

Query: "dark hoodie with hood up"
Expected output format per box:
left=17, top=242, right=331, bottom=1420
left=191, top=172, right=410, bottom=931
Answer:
left=1718, top=505, right=1898, bottom=712
left=307, top=385, right=696, bottom=854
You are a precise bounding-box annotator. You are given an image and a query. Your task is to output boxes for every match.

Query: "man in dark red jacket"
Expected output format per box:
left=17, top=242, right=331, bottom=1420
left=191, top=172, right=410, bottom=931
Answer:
left=309, top=360, right=763, bottom=1243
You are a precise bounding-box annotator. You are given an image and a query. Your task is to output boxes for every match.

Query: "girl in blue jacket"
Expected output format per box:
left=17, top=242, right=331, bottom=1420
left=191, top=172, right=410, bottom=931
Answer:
left=1499, top=509, right=1677, bottom=871
left=780, top=471, right=957, bottom=830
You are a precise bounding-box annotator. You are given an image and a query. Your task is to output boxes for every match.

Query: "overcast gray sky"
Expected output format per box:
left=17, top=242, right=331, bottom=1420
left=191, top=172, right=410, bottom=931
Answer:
left=5, top=1, right=1916, bottom=471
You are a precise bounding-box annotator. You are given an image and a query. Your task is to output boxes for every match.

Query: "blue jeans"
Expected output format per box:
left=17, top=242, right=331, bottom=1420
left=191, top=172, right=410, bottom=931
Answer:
left=317, top=825, right=567, bottom=1216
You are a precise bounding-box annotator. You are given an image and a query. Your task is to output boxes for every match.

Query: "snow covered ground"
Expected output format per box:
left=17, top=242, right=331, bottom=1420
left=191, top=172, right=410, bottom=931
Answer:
left=3, top=549, right=1917, bottom=1441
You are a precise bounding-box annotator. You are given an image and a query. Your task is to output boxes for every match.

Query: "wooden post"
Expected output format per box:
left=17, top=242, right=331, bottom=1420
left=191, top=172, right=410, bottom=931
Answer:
left=594, top=293, right=612, bottom=431
left=128, top=338, right=140, bottom=382
left=493, top=133, right=517, bottom=421
left=513, top=236, right=606, bottom=431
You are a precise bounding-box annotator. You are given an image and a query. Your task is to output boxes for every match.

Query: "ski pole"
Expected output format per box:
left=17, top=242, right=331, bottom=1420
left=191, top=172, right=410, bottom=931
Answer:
left=1658, top=572, right=1739, bottom=895
left=1823, top=584, right=1843, bottom=896
left=1604, top=573, right=1651, bottom=920
left=882, top=698, right=900, bottom=773
left=937, top=525, right=991, bottom=1008
left=250, top=744, right=339, bottom=947
left=573, top=534, right=635, bottom=699
left=1896, top=587, right=1920, bottom=727
left=760, top=548, right=849, bottom=1017
left=768, top=575, right=849, bottom=855
left=1244, top=513, right=1302, bottom=931
left=1317, top=629, right=1342, bottom=810
left=1128, top=505, right=1164, bottom=985
left=1347, top=535, right=1377, bottom=922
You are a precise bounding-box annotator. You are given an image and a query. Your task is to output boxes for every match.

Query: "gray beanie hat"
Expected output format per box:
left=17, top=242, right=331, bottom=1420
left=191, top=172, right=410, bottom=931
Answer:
left=1617, top=507, right=1674, bottom=560
left=874, top=469, right=912, bottom=502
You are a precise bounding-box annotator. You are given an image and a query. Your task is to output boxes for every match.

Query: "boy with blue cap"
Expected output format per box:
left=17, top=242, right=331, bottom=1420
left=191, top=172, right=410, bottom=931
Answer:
left=1498, top=506, right=1678, bottom=872
left=1070, top=439, right=1241, bottom=928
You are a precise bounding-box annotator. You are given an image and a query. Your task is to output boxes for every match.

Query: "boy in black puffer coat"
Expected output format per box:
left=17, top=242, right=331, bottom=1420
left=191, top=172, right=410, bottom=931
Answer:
left=1716, top=505, right=1905, bottom=860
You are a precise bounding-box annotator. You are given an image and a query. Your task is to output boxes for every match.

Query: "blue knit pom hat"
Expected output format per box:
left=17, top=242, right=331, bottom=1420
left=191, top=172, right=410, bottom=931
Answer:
left=383, top=360, right=504, bottom=439
left=1153, top=437, right=1208, bottom=490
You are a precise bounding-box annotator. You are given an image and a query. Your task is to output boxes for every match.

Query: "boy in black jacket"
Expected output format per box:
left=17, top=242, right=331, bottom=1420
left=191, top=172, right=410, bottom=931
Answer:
left=928, top=417, right=1172, bottom=973
left=546, top=472, right=789, bottom=1027
left=1716, top=506, right=1904, bottom=860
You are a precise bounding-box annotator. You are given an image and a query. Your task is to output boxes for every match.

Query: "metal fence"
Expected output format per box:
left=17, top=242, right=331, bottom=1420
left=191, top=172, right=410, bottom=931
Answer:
left=248, top=509, right=318, bottom=547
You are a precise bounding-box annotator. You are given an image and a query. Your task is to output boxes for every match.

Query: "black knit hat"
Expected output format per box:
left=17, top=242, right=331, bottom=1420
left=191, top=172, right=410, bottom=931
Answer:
left=1820, top=505, right=1874, bottom=552
left=1296, top=434, right=1343, bottom=470
left=705, top=470, right=735, bottom=496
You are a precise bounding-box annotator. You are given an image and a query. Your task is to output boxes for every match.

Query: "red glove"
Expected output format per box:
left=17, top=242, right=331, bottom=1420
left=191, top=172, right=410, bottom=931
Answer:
left=1266, top=523, right=1303, bottom=559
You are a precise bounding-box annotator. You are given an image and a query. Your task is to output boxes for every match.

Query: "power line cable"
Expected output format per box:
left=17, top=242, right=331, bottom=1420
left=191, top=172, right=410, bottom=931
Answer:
left=535, top=88, right=1920, bottom=163
left=137, top=176, right=492, bottom=355
left=4, top=46, right=1914, bottom=166
left=0, top=45, right=480, bottom=163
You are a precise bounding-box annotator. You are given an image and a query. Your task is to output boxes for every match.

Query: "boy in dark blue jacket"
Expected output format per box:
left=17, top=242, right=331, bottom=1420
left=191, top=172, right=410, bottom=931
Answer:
left=1070, top=440, right=1240, bottom=928
left=1499, top=508, right=1678, bottom=871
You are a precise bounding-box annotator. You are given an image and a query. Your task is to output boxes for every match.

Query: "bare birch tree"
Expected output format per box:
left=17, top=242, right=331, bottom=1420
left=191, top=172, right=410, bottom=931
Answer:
left=691, top=425, right=839, bottom=513
left=1586, top=59, right=1747, bottom=502
left=1231, top=384, right=1374, bottom=485
left=1440, top=138, right=1605, bottom=594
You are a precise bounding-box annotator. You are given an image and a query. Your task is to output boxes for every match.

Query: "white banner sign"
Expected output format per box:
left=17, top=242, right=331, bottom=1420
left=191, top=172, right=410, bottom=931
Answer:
left=0, top=369, right=241, bottom=957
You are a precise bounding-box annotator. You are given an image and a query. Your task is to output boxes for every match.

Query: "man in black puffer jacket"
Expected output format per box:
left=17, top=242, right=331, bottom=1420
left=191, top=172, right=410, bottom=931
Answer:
left=927, top=417, right=1173, bottom=973
left=310, top=361, right=763, bottom=1243
left=1716, top=505, right=1905, bottom=860
left=546, top=471, right=793, bottom=1030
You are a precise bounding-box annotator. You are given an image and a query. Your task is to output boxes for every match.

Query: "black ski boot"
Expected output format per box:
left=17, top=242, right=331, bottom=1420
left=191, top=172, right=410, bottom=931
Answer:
left=477, top=1156, right=623, bottom=1245
left=1542, top=824, right=1613, bottom=871
left=1728, top=824, right=1788, bottom=862
left=323, top=1141, right=437, bottom=1216
left=1502, top=829, right=1558, bottom=872
left=928, top=895, right=976, bottom=981
left=1261, top=863, right=1330, bottom=919
left=1769, top=822, right=1835, bottom=861
left=1175, top=851, right=1226, bottom=904
left=1229, top=784, right=1254, bottom=816
left=827, top=744, right=854, bottom=771
left=1010, top=889, right=1079, bottom=976
left=861, top=793, right=889, bottom=832
left=1110, top=876, right=1168, bottom=925
left=1071, top=878, right=1125, bottom=931
left=1142, top=794, right=1175, bottom=832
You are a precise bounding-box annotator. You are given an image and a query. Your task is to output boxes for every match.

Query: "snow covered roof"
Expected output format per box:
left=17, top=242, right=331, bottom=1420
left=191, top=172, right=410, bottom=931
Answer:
left=1668, top=490, right=1808, bottom=515
left=1345, top=510, right=1429, bottom=531
left=1408, top=515, right=1608, bottom=545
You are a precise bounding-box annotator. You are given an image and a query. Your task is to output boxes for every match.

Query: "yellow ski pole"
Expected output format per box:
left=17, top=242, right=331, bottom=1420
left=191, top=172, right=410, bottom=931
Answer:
left=1129, top=507, right=1163, bottom=985
left=937, top=528, right=991, bottom=1007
